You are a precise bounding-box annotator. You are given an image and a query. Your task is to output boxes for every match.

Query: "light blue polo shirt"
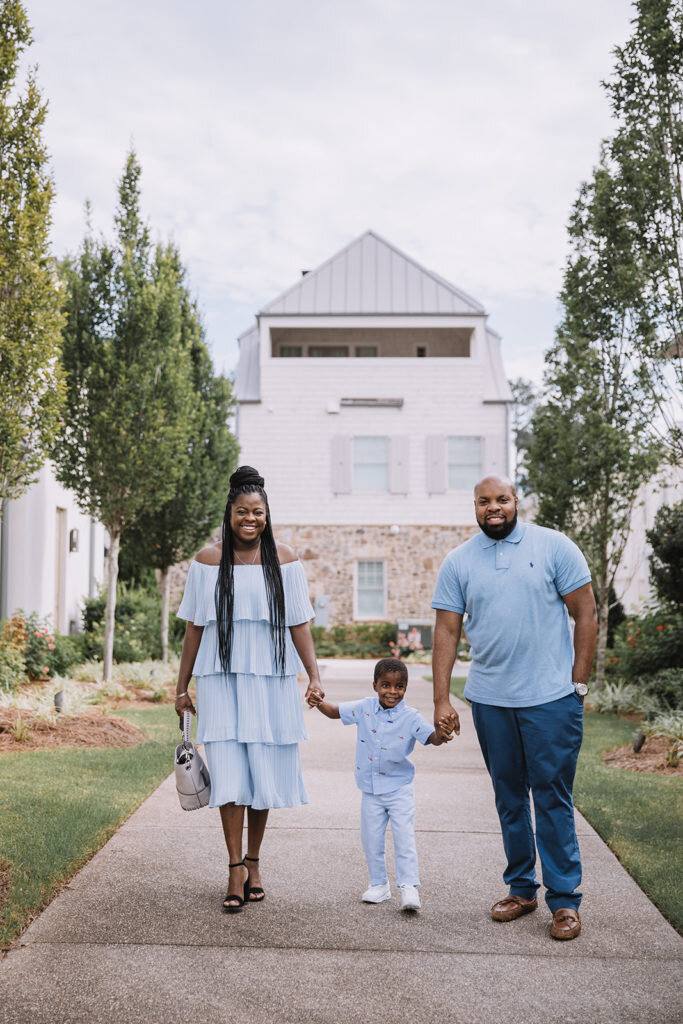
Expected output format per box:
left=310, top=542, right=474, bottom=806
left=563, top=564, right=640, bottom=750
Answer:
left=432, top=522, right=591, bottom=707
left=339, top=697, right=435, bottom=794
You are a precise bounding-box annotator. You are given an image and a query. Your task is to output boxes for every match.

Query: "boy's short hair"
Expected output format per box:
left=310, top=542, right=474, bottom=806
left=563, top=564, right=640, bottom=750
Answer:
left=373, top=657, right=408, bottom=684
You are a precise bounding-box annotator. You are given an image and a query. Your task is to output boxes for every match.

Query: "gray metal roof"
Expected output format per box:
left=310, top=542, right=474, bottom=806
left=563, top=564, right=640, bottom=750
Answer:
left=259, top=230, right=485, bottom=317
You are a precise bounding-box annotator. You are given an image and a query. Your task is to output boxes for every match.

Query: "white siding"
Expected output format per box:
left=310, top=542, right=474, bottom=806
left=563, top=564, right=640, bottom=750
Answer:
left=1, top=464, right=105, bottom=630
left=239, top=328, right=508, bottom=527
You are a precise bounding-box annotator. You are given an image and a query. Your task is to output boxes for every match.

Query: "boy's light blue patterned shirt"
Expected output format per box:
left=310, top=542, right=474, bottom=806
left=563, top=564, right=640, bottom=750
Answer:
left=339, top=696, right=434, bottom=794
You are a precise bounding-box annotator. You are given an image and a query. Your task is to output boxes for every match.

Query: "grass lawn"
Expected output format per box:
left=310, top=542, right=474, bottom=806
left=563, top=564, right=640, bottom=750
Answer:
left=0, top=704, right=179, bottom=949
left=448, top=677, right=683, bottom=933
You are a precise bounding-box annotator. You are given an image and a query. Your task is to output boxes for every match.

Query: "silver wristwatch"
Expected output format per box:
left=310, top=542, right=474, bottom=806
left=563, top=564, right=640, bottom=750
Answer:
left=573, top=682, right=589, bottom=697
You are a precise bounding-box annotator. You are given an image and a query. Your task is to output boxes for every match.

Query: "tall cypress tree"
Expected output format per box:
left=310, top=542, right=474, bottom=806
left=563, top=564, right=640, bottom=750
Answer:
left=525, top=159, right=662, bottom=682
left=55, top=152, right=195, bottom=681
left=0, top=1, right=64, bottom=516
left=121, top=287, right=239, bottom=662
left=604, top=0, right=683, bottom=459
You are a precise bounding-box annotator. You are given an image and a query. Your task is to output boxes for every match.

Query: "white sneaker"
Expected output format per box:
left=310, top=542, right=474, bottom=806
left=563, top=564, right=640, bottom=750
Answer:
left=399, top=885, right=421, bottom=911
left=362, top=883, right=391, bottom=903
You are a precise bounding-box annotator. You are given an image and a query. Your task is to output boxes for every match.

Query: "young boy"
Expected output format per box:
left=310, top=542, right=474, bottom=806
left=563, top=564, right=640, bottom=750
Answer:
left=308, top=657, right=454, bottom=911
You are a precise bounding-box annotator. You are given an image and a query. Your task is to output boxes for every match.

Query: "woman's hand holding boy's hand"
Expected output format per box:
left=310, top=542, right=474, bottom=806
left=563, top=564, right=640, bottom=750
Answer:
left=305, top=685, right=324, bottom=708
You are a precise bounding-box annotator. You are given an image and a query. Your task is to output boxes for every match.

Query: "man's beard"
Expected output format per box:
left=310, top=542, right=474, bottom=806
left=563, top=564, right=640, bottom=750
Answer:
left=478, top=510, right=518, bottom=540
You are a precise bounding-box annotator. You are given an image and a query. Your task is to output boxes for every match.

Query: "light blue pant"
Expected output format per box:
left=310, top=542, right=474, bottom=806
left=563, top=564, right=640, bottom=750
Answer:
left=360, top=783, right=420, bottom=888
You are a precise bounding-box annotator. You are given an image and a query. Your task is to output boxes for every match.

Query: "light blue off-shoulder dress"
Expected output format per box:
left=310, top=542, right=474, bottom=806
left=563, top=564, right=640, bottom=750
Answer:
left=176, top=560, right=314, bottom=810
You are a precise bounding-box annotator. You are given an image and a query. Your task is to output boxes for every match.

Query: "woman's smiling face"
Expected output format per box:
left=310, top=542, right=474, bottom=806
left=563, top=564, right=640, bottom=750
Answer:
left=229, top=491, right=267, bottom=546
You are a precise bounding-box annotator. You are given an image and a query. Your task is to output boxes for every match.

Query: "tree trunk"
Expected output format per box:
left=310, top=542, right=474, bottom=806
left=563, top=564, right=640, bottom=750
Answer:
left=158, top=566, right=170, bottom=665
left=595, top=581, right=610, bottom=687
left=103, top=526, right=121, bottom=684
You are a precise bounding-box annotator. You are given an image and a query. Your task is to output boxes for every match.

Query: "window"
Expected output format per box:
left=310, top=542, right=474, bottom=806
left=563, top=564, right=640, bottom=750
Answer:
left=353, top=436, right=388, bottom=490
left=355, top=345, right=378, bottom=357
left=279, top=345, right=302, bottom=357
left=416, top=346, right=427, bottom=357
left=308, top=345, right=349, bottom=357
left=356, top=560, right=386, bottom=618
left=448, top=437, right=482, bottom=489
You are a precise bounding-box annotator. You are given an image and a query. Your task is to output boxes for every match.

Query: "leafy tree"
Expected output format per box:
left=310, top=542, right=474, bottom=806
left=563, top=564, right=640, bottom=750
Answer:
left=121, top=295, right=239, bottom=662
left=54, top=152, right=195, bottom=681
left=647, top=500, right=683, bottom=607
left=602, top=0, right=683, bottom=460
left=0, top=1, right=64, bottom=517
left=526, top=157, right=662, bottom=683
left=508, top=377, right=537, bottom=492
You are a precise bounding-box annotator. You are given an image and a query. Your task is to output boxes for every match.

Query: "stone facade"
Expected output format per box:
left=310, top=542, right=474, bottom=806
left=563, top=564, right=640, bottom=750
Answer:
left=275, top=522, right=476, bottom=626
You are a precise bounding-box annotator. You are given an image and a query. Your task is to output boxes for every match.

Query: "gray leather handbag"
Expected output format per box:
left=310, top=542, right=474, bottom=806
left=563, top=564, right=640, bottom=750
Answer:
left=174, top=711, right=211, bottom=810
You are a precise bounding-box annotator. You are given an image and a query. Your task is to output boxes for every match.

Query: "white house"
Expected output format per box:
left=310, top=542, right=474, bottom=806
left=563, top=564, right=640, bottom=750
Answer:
left=613, top=466, right=683, bottom=612
left=0, top=464, right=105, bottom=633
left=235, top=231, right=512, bottom=628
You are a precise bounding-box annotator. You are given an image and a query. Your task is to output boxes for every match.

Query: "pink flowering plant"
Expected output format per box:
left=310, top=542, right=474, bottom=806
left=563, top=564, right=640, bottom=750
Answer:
left=24, top=613, right=56, bottom=680
left=389, top=627, right=424, bottom=660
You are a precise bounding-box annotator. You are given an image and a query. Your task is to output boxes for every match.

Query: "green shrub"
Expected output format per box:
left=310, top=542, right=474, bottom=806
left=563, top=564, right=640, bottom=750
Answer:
left=612, top=607, right=683, bottom=678
left=590, top=680, right=660, bottom=717
left=647, top=501, right=683, bottom=608
left=82, top=584, right=182, bottom=663
left=47, top=633, right=87, bottom=676
left=0, top=643, right=26, bottom=693
left=638, top=668, right=683, bottom=711
left=311, top=622, right=396, bottom=658
left=645, top=709, right=683, bottom=742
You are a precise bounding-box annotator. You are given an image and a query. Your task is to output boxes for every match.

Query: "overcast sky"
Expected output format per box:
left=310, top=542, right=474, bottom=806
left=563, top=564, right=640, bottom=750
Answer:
left=24, top=0, right=634, bottom=384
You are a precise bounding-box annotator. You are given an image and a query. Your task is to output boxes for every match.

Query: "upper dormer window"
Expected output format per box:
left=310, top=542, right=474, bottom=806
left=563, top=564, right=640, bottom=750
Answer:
left=308, top=346, right=349, bottom=357
left=271, top=327, right=471, bottom=357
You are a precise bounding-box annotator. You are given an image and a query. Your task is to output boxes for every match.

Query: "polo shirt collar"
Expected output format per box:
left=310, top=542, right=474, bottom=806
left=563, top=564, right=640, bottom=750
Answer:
left=479, top=521, right=526, bottom=548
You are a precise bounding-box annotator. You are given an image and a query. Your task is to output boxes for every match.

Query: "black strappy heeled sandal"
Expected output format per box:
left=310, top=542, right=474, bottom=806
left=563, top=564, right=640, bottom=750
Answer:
left=222, top=860, right=249, bottom=914
left=244, top=855, right=265, bottom=902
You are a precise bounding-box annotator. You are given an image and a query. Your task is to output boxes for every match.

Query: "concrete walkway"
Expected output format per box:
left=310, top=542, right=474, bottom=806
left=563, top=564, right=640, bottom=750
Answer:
left=1, top=662, right=681, bottom=1024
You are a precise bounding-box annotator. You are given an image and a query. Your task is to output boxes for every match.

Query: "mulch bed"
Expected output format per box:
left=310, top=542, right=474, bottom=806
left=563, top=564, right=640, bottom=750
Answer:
left=0, top=709, right=147, bottom=752
left=603, top=735, right=683, bottom=776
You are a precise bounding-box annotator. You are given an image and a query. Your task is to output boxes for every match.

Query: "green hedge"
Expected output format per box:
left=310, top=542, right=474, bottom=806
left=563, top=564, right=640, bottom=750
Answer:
left=610, top=607, right=683, bottom=684
left=311, top=622, right=397, bottom=658
left=82, top=585, right=185, bottom=663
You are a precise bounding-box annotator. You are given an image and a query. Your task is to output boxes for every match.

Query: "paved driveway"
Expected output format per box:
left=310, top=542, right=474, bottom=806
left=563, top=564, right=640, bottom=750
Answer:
left=1, top=661, right=681, bottom=1023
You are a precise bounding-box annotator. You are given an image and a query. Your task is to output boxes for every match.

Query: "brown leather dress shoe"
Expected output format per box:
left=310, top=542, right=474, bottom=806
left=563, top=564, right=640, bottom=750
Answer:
left=550, top=907, right=581, bottom=940
left=491, top=894, right=538, bottom=921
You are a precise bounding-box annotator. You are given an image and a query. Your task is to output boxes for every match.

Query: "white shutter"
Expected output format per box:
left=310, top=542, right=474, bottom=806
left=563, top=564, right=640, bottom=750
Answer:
left=425, top=435, right=446, bottom=494
left=331, top=435, right=352, bottom=493
left=483, top=434, right=506, bottom=475
left=389, top=436, right=409, bottom=494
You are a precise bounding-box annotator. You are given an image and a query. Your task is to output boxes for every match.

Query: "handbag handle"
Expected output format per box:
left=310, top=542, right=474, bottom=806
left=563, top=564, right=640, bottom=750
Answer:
left=182, top=709, right=193, bottom=748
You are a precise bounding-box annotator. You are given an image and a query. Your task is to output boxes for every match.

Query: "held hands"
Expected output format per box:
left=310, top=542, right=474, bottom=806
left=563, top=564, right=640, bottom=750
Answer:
left=434, top=700, right=460, bottom=737
left=434, top=716, right=456, bottom=743
left=305, top=682, right=325, bottom=709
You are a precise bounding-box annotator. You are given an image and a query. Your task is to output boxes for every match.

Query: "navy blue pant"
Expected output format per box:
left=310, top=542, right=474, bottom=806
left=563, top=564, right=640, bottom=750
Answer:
left=471, top=693, right=584, bottom=912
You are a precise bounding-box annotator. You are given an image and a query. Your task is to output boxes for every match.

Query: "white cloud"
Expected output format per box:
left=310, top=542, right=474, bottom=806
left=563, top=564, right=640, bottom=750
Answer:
left=25, top=0, right=634, bottom=383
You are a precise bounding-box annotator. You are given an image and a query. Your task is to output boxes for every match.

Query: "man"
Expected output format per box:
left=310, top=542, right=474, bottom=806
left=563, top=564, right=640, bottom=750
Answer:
left=431, top=475, right=597, bottom=940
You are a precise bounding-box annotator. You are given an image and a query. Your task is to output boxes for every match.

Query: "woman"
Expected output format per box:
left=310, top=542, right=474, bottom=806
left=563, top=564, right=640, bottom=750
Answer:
left=174, top=466, right=323, bottom=912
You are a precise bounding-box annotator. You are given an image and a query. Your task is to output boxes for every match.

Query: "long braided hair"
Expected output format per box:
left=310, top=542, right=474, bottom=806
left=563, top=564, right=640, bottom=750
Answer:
left=215, top=466, right=287, bottom=675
